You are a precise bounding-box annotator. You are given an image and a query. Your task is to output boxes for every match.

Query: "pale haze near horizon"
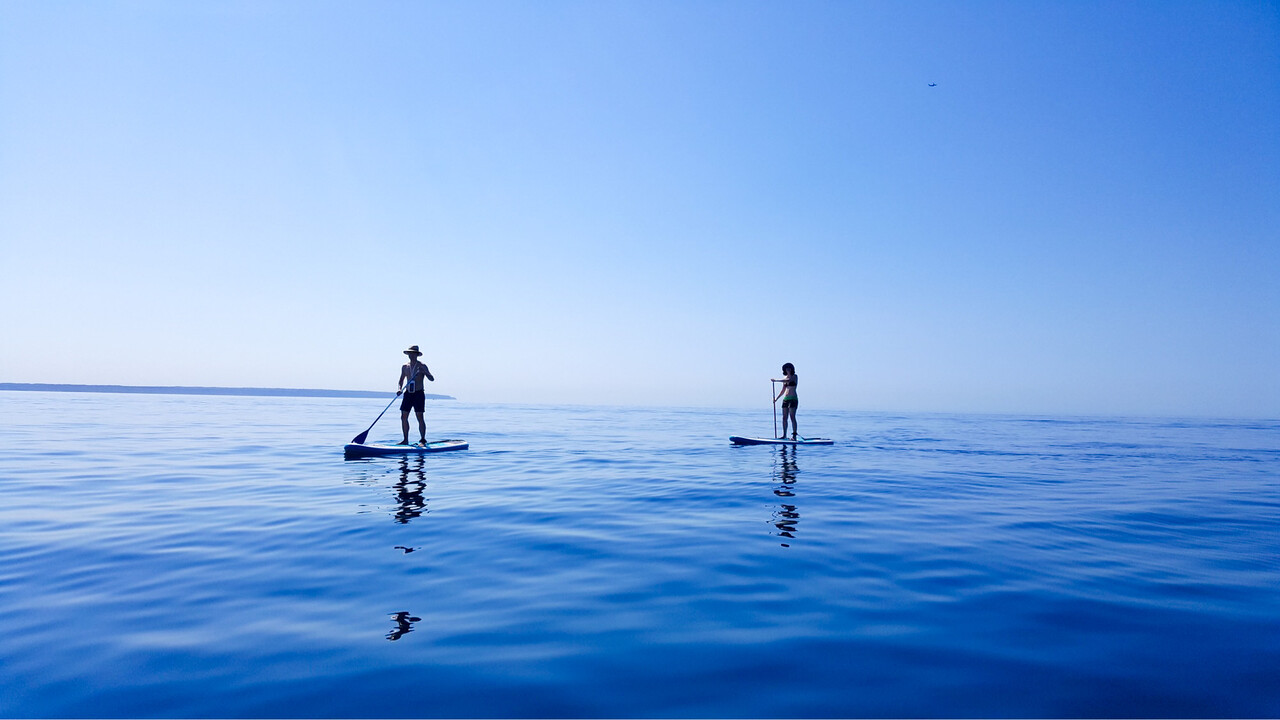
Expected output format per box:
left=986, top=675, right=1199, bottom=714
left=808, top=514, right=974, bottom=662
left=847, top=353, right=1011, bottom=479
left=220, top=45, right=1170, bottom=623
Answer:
left=2, top=1, right=1277, bottom=417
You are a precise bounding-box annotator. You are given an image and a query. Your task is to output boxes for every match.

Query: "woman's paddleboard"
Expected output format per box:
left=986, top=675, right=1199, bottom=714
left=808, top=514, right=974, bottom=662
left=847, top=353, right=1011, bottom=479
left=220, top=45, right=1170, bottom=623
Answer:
left=730, top=436, right=833, bottom=446
left=344, top=439, right=469, bottom=457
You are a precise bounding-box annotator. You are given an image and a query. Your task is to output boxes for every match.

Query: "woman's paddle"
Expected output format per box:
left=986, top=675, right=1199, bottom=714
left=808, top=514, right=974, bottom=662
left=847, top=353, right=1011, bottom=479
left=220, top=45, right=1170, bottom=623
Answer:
left=351, top=392, right=401, bottom=445
left=771, top=380, right=779, bottom=439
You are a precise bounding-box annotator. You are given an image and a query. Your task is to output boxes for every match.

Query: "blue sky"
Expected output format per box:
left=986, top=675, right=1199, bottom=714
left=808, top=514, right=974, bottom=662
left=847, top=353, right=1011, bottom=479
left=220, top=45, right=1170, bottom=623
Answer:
left=2, top=1, right=1277, bottom=416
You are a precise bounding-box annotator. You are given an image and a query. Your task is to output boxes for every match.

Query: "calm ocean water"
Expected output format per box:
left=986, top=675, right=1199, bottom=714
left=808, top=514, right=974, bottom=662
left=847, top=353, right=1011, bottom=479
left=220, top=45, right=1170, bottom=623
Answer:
left=1, top=391, right=1277, bottom=718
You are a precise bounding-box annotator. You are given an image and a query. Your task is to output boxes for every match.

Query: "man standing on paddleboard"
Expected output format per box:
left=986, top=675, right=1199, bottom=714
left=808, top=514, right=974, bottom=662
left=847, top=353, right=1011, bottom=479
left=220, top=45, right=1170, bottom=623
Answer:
left=397, top=345, right=435, bottom=445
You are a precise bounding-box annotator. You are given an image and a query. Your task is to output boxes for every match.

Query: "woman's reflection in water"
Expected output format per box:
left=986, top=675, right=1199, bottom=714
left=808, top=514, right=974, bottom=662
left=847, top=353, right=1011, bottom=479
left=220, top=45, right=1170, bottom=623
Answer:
left=772, top=445, right=800, bottom=547
left=393, top=455, right=428, bottom=524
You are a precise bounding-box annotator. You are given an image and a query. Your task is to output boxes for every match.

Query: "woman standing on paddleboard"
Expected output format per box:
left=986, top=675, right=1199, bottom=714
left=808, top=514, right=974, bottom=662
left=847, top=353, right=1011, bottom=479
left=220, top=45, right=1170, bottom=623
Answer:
left=773, top=363, right=799, bottom=440
left=398, top=345, right=435, bottom=445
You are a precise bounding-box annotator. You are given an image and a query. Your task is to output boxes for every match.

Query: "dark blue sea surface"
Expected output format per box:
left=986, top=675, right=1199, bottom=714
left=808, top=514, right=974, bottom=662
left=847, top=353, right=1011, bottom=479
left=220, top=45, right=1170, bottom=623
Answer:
left=1, top=391, right=1277, bottom=717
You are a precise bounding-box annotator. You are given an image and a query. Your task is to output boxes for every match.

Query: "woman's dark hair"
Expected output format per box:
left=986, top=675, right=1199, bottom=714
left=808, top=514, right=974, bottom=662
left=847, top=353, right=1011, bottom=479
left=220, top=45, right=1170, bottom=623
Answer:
left=782, top=363, right=795, bottom=374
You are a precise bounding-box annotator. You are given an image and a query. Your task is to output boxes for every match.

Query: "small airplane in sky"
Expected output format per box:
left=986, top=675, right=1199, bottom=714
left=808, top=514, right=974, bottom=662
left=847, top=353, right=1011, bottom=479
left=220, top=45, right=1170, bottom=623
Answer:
left=928, top=83, right=937, bottom=87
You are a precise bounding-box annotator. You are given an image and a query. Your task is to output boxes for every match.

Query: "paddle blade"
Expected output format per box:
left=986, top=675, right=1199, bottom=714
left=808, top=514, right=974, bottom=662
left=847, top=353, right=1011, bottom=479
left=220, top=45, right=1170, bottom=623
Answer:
left=351, top=429, right=370, bottom=445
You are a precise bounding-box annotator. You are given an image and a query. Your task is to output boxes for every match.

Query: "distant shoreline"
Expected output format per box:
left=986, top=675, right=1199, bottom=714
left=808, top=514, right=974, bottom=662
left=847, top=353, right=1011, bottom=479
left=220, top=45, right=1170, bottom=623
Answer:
left=0, top=383, right=455, bottom=400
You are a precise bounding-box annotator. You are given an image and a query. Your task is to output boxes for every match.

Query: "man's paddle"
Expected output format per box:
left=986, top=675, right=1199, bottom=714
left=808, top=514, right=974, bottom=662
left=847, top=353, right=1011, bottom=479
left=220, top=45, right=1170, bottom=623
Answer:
left=351, top=392, right=401, bottom=445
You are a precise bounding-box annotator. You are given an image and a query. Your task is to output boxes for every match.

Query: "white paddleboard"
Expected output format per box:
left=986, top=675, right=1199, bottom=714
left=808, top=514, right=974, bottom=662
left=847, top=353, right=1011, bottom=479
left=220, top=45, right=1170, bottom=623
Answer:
left=729, top=436, right=833, bottom=446
left=344, top=439, right=469, bottom=457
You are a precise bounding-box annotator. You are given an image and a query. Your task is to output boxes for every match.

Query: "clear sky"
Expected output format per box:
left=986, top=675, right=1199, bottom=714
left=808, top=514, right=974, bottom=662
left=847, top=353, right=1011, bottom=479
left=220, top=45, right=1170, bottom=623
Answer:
left=2, top=1, right=1277, bottom=416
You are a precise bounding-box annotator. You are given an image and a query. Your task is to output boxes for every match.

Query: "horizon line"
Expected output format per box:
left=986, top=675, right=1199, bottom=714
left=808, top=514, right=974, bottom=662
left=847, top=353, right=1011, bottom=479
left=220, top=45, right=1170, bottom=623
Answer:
left=0, top=383, right=455, bottom=400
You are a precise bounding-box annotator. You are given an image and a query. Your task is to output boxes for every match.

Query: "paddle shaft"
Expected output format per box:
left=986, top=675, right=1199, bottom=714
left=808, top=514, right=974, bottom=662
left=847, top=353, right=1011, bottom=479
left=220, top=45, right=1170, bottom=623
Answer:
left=351, top=393, right=400, bottom=445
left=771, top=380, right=778, bottom=438
left=353, top=366, right=428, bottom=444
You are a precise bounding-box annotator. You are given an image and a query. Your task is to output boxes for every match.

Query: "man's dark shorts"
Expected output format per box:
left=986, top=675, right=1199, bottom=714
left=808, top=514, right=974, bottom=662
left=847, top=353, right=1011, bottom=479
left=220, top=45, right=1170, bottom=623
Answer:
left=401, top=391, right=425, bottom=413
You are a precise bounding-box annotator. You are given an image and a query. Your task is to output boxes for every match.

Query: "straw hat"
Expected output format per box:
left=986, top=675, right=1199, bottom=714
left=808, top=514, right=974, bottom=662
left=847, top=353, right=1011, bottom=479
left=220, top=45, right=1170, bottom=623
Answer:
left=403, top=345, right=422, bottom=356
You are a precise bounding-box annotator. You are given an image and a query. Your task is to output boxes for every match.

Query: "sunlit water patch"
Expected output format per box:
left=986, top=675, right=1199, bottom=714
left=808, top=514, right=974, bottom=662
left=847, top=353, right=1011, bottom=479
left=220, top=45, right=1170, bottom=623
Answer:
left=1, top=392, right=1277, bottom=717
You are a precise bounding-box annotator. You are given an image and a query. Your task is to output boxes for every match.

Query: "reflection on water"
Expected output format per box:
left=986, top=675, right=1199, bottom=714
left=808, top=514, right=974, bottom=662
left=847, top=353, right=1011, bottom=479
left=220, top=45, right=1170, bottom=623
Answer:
left=393, top=456, right=428, bottom=524
left=771, top=446, right=800, bottom=547
left=389, top=459, right=430, bottom=640
left=387, top=611, right=421, bottom=641
left=343, top=456, right=433, bottom=525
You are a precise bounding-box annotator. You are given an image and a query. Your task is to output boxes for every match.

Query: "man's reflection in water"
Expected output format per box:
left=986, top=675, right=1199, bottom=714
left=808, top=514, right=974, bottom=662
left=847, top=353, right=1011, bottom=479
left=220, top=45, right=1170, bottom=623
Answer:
left=772, top=445, right=800, bottom=547
left=393, top=455, right=428, bottom=524
left=387, top=611, right=421, bottom=641
left=348, top=459, right=433, bottom=640
left=384, top=460, right=430, bottom=641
